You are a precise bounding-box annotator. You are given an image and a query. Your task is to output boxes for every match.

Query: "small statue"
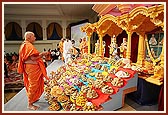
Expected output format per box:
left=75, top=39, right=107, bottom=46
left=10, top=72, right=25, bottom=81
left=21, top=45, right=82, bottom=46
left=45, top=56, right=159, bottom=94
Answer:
left=149, top=34, right=157, bottom=45
left=152, top=65, right=164, bottom=80
left=120, top=38, right=127, bottom=58
left=95, top=40, right=100, bottom=56
left=108, top=35, right=117, bottom=58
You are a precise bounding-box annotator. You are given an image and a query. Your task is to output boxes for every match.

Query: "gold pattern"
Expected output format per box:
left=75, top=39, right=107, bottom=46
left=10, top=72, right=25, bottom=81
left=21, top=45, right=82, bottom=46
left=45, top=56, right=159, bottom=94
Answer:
left=81, top=4, right=164, bottom=66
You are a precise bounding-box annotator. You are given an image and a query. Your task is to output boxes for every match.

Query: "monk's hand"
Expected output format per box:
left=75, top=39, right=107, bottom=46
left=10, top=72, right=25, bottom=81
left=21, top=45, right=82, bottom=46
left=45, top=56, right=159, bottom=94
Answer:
left=40, top=52, right=47, bottom=57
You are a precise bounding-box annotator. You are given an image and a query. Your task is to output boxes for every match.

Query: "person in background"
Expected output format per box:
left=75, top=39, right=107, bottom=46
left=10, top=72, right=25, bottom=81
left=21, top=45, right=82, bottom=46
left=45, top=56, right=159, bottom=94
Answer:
left=55, top=48, right=61, bottom=60
left=17, top=31, right=49, bottom=110
left=4, top=56, right=9, bottom=78
left=45, top=49, right=51, bottom=66
left=79, top=38, right=82, bottom=53
left=70, top=40, right=80, bottom=60
left=51, top=50, right=56, bottom=62
left=81, top=37, right=88, bottom=54
left=10, top=53, right=19, bottom=71
left=63, top=37, right=72, bottom=64
left=43, top=49, right=47, bottom=67
left=58, top=38, right=65, bottom=61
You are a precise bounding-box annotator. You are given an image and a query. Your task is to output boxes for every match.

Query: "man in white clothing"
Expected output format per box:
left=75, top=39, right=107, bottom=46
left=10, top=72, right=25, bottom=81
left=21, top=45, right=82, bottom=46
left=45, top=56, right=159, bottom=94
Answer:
left=63, top=37, right=72, bottom=64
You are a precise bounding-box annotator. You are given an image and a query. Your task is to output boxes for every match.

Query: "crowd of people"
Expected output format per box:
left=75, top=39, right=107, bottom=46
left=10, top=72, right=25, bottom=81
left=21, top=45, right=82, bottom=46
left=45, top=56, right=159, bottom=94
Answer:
left=58, top=37, right=88, bottom=64
left=39, top=36, right=89, bottom=66
left=4, top=52, right=19, bottom=78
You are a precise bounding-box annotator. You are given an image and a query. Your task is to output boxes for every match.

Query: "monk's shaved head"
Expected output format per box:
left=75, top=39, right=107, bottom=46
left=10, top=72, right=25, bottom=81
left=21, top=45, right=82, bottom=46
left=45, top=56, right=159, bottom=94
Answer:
left=24, top=31, right=36, bottom=43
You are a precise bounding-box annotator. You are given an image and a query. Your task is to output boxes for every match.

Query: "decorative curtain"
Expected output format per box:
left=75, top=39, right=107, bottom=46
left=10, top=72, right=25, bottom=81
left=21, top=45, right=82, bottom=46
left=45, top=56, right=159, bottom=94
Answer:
left=14, top=23, right=22, bottom=38
left=26, top=23, right=34, bottom=32
left=103, top=34, right=111, bottom=57
left=5, top=22, right=13, bottom=39
left=26, top=22, right=43, bottom=40
left=5, top=22, right=22, bottom=40
left=47, top=23, right=54, bottom=39
left=47, top=22, right=63, bottom=40
left=66, top=25, right=71, bottom=38
left=35, top=23, right=43, bottom=38
left=55, top=23, right=62, bottom=38
left=131, top=32, right=139, bottom=63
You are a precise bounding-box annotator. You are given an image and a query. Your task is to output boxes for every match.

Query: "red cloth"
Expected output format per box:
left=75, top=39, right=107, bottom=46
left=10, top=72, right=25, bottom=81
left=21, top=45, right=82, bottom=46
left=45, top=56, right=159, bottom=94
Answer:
left=89, top=87, right=110, bottom=107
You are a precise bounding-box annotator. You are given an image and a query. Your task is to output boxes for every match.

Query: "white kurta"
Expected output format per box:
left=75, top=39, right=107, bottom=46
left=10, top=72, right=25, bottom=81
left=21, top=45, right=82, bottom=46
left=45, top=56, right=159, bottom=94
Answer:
left=63, top=40, right=72, bottom=64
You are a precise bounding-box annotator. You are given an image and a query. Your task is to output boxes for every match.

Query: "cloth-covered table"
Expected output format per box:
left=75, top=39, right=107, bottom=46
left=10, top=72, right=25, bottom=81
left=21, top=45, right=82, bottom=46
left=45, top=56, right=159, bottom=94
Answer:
left=127, top=77, right=161, bottom=105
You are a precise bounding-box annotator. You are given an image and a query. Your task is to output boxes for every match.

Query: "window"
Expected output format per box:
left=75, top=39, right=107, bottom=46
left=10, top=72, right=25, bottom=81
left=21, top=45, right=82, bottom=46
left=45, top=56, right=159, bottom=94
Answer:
left=47, top=23, right=62, bottom=40
left=5, top=22, right=22, bottom=40
left=26, top=22, right=43, bottom=40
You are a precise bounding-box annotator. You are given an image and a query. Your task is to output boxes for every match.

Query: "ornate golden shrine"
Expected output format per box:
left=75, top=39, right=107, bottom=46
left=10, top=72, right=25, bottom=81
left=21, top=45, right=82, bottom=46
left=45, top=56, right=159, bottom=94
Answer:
left=81, top=4, right=164, bottom=68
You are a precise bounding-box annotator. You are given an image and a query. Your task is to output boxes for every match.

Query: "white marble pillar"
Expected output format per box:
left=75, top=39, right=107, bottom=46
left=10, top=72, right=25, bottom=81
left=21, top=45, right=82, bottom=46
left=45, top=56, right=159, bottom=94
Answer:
left=21, top=20, right=26, bottom=39
left=62, top=20, right=67, bottom=38
left=42, top=20, right=47, bottom=40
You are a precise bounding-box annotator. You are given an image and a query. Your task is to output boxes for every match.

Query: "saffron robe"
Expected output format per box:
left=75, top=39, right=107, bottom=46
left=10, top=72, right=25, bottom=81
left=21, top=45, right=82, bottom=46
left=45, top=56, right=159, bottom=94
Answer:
left=18, top=41, right=49, bottom=104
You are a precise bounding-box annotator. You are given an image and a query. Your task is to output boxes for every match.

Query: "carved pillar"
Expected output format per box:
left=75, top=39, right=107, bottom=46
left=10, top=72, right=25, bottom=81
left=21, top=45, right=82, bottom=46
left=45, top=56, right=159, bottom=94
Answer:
left=87, top=34, right=91, bottom=54
left=21, top=20, right=26, bottom=39
left=62, top=20, right=66, bottom=38
left=136, top=32, right=145, bottom=67
left=99, top=34, right=103, bottom=57
left=160, top=27, right=164, bottom=68
left=160, top=39, right=164, bottom=67
left=42, top=20, right=47, bottom=40
left=126, top=31, right=132, bottom=59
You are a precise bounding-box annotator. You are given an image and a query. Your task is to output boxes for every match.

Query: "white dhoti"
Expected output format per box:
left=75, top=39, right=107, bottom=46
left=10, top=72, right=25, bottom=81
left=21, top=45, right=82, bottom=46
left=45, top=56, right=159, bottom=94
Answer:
left=63, top=53, right=71, bottom=64
left=63, top=40, right=72, bottom=64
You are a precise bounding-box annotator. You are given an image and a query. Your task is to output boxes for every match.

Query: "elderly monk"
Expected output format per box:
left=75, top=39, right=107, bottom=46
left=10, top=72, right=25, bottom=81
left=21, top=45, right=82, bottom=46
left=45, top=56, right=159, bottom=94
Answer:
left=17, top=31, right=49, bottom=110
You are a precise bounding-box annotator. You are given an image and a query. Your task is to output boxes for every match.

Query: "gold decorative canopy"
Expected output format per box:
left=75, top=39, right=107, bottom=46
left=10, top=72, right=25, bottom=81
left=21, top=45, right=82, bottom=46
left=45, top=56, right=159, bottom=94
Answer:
left=81, top=4, right=164, bottom=66
left=82, top=4, right=164, bottom=36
